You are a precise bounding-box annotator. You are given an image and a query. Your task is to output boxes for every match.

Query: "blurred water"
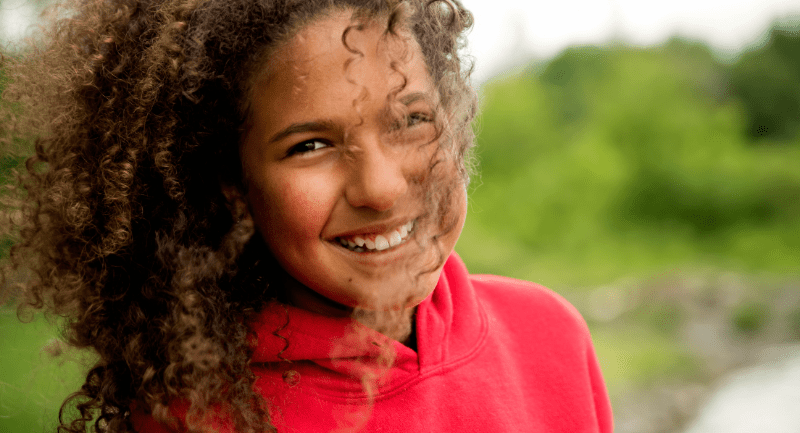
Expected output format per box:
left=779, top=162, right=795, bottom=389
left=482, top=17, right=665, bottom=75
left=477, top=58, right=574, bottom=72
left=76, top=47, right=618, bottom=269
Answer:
left=683, top=347, right=800, bottom=433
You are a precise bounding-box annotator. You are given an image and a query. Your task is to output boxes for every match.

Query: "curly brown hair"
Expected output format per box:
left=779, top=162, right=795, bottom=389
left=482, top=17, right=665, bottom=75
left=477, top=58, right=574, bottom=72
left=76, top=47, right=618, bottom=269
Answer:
left=0, top=0, right=475, bottom=431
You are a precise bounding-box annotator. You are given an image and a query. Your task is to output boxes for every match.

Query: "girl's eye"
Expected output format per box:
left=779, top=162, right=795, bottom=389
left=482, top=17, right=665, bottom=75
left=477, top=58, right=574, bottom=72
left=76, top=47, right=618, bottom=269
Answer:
left=406, top=112, right=432, bottom=127
left=391, top=112, right=433, bottom=131
left=287, top=140, right=330, bottom=157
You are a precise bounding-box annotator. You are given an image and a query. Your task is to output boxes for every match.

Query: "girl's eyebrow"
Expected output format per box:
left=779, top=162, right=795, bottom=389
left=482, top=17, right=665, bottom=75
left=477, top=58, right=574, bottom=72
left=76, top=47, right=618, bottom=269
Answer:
left=397, top=91, right=431, bottom=106
left=267, top=92, right=432, bottom=144
left=268, top=119, right=338, bottom=144
left=381, top=92, right=433, bottom=120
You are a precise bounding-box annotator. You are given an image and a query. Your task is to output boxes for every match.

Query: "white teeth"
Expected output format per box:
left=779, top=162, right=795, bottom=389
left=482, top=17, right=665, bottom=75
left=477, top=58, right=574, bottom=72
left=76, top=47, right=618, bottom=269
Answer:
left=336, top=219, right=416, bottom=252
left=388, top=230, right=402, bottom=247
left=374, top=235, right=390, bottom=251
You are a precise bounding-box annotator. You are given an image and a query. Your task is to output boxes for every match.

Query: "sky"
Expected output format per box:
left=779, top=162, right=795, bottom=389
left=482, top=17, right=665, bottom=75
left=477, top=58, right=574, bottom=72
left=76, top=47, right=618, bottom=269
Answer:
left=0, top=0, right=38, bottom=42
left=3, top=0, right=800, bottom=82
left=460, top=0, right=800, bottom=82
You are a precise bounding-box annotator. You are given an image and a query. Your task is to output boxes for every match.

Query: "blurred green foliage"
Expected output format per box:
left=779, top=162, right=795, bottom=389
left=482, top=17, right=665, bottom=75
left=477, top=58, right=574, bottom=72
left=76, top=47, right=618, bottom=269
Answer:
left=457, top=25, right=800, bottom=289
left=731, top=301, right=770, bottom=334
left=1, top=308, right=87, bottom=433
left=591, top=323, right=701, bottom=396
left=453, top=23, right=800, bottom=404
left=730, top=22, right=800, bottom=140
left=789, top=307, right=800, bottom=339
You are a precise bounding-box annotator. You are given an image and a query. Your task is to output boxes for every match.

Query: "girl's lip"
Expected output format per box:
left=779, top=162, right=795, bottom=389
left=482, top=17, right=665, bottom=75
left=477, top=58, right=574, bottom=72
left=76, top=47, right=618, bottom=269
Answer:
left=326, top=217, right=417, bottom=241
left=334, top=220, right=415, bottom=252
left=325, top=227, right=416, bottom=264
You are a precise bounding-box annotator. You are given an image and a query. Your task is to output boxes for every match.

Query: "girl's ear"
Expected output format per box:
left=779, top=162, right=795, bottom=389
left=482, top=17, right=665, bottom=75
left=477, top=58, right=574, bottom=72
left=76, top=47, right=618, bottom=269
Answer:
left=221, top=184, right=253, bottom=223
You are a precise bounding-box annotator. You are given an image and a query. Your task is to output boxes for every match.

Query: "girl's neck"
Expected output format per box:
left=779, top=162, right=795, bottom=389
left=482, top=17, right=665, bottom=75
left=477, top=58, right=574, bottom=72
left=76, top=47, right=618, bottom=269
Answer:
left=279, top=271, right=417, bottom=347
left=352, top=307, right=417, bottom=348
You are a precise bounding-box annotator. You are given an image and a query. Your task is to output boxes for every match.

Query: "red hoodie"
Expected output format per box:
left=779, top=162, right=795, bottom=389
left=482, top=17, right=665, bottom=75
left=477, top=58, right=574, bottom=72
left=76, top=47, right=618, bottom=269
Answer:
left=132, top=253, right=613, bottom=432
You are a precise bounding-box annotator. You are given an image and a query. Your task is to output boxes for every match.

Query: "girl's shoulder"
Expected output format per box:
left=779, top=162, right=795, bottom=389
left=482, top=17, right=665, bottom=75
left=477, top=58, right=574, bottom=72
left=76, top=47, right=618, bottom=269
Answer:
left=469, top=272, right=592, bottom=341
left=441, top=253, right=591, bottom=341
left=471, top=273, right=582, bottom=317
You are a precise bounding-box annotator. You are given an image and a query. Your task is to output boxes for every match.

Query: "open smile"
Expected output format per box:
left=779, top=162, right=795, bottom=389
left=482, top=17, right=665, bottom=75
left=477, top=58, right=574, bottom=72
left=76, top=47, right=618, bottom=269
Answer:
left=334, top=220, right=415, bottom=253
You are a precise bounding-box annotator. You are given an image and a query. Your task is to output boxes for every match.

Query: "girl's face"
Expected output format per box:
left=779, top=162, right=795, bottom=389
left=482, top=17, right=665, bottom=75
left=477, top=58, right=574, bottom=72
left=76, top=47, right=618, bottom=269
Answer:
left=237, top=10, right=466, bottom=313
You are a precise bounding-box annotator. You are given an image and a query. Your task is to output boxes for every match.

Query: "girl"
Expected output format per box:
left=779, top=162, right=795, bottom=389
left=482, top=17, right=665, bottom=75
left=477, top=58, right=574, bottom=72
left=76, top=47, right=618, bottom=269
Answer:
left=0, top=0, right=613, bottom=432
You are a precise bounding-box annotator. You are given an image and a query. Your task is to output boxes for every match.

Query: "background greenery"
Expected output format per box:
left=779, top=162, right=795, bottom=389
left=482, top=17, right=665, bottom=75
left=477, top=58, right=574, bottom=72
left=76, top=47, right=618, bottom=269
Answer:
left=453, top=21, right=800, bottom=429
left=2, top=19, right=800, bottom=433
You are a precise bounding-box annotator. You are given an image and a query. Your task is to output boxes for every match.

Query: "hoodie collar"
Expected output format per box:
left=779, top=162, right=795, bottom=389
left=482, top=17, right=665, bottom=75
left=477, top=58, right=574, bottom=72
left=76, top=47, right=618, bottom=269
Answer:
left=249, top=253, right=487, bottom=383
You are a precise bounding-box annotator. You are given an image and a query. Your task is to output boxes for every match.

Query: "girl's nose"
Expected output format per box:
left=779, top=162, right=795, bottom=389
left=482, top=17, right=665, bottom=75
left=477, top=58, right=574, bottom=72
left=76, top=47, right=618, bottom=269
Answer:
left=345, top=141, right=409, bottom=212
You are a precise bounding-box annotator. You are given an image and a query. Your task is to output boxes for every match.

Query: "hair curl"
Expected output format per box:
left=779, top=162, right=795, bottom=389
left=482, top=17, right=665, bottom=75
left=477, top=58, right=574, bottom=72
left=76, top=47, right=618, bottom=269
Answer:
left=0, top=0, right=476, bottom=431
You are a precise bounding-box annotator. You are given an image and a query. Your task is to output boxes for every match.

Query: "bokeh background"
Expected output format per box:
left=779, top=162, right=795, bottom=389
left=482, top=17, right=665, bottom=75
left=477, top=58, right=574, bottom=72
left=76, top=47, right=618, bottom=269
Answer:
left=2, top=0, right=800, bottom=432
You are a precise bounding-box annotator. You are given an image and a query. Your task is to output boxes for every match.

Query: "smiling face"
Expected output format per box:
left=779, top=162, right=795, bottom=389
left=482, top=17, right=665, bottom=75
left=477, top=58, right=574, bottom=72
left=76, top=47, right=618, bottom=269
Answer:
left=237, top=10, right=466, bottom=314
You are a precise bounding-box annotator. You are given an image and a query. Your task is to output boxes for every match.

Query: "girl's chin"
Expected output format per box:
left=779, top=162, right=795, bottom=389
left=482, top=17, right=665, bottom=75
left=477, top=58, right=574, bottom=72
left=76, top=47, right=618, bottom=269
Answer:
left=295, top=273, right=440, bottom=316
left=347, top=270, right=442, bottom=312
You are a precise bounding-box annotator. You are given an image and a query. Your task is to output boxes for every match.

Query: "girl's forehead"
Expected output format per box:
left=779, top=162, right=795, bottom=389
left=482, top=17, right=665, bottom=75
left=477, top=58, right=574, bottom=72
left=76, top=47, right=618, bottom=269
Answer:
left=258, top=10, right=427, bottom=89
left=243, top=9, right=437, bottom=150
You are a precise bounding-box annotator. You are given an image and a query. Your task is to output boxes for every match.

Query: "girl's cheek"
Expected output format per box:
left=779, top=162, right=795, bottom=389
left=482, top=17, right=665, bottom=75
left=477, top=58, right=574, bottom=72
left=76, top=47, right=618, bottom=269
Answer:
left=274, top=172, right=333, bottom=236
